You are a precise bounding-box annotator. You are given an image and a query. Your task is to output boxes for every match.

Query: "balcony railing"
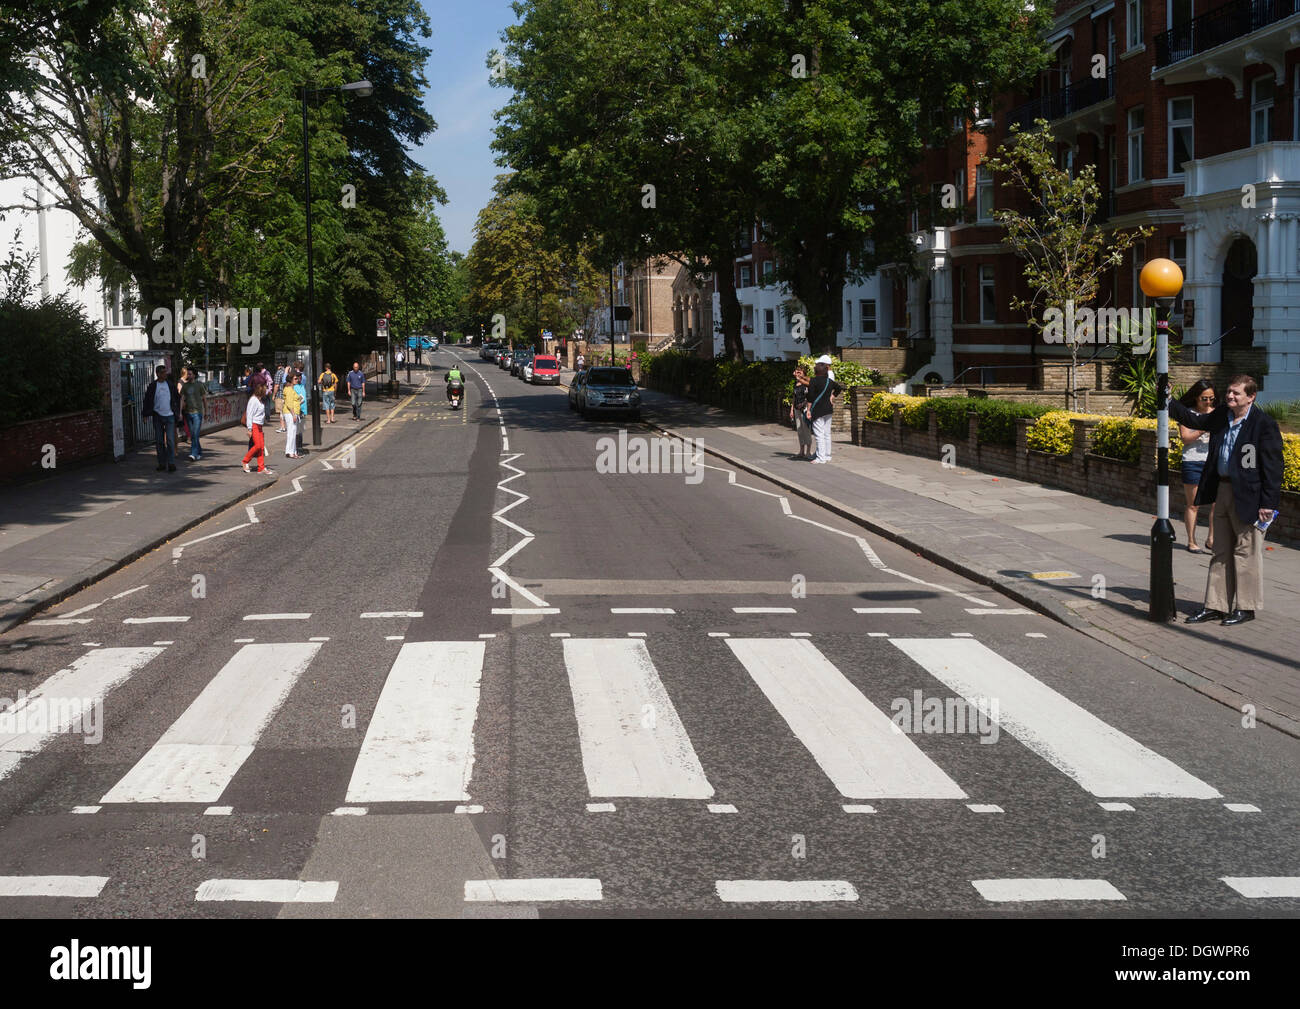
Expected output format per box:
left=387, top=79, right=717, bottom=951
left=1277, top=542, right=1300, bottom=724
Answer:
left=1007, top=69, right=1115, bottom=132
left=1154, top=0, right=1300, bottom=69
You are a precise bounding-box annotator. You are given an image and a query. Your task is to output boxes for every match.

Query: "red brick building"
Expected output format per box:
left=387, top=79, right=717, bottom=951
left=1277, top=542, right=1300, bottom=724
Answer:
left=903, top=0, right=1300, bottom=400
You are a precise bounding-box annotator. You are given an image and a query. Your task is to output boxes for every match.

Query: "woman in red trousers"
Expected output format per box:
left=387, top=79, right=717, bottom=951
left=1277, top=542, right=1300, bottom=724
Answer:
left=242, top=381, right=274, bottom=474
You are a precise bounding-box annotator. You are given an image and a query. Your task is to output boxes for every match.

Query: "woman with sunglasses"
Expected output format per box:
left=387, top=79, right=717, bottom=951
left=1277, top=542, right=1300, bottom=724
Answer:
left=1177, top=380, right=1217, bottom=552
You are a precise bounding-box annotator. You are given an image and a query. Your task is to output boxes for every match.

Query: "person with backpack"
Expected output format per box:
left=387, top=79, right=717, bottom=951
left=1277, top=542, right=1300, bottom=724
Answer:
left=806, top=355, right=843, bottom=464
left=281, top=374, right=303, bottom=458
left=320, top=363, right=338, bottom=424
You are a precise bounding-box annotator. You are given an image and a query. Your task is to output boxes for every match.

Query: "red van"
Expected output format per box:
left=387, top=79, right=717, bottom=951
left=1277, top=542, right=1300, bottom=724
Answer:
left=529, top=355, right=560, bottom=385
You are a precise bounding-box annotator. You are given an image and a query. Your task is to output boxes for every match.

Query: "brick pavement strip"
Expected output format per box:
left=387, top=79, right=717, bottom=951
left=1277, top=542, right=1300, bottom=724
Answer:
left=640, top=388, right=1300, bottom=739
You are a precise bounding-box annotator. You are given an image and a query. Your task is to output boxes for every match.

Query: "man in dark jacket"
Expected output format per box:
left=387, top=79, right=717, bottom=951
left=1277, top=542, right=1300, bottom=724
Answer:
left=141, top=363, right=181, bottom=472
left=1167, top=374, right=1282, bottom=625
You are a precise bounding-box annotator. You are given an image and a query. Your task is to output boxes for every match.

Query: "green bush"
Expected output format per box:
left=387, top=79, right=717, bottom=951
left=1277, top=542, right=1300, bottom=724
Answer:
left=973, top=400, right=1054, bottom=445
left=860, top=393, right=1053, bottom=446
left=1025, top=411, right=1107, bottom=456
left=0, top=292, right=107, bottom=426
left=642, top=351, right=882, bottom=409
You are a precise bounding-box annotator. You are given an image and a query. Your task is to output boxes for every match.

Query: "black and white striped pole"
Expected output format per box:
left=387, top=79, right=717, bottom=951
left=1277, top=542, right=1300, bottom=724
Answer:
left=1139, top=258, right=1184, bottom=622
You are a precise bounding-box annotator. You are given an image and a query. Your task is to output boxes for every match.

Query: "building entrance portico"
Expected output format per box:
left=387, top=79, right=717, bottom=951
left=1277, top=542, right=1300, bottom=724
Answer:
left=1176, top=143, right=1300, bottom=401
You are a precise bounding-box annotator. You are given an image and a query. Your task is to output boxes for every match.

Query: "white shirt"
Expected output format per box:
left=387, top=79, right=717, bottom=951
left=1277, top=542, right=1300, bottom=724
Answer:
left=153, top=380, right=173, bottom=417
left=245, top=396, right=265, bottom=429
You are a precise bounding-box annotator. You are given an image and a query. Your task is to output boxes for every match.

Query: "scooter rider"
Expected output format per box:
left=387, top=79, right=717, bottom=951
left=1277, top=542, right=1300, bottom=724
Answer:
left=445, top=365, right=464, bottom=400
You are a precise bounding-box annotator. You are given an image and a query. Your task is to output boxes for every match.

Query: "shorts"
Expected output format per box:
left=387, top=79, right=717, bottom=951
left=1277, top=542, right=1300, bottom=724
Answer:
left=1181, top=460, right=1205, bottom=486
left=322, top=390, right=335, bottom=410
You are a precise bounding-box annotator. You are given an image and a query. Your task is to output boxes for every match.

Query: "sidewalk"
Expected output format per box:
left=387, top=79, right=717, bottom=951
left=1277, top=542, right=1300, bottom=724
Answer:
left=635, top=384, right=1300, bottom=739
left=0, top=378, right=420, bottom=633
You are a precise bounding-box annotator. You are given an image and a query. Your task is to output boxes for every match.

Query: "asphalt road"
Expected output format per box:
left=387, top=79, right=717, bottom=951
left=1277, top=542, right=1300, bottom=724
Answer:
left=0, top=348, right=1296, bottom=918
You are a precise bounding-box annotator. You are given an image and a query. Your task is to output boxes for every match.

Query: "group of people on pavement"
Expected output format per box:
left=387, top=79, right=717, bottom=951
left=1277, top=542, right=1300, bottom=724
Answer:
left=789, top=355, right=842, bottom=464
left=140, top=363, right=208, bottom=471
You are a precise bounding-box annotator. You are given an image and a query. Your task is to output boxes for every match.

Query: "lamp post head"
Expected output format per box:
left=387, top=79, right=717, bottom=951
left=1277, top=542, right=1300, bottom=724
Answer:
left=341, top=80, right=373, bottom=97
left=1139, top=258, right=1183, bottom=299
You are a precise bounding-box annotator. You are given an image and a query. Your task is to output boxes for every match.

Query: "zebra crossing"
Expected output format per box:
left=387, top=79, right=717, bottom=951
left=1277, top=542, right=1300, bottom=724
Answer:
left=0, top=632, right=1235, bottom=815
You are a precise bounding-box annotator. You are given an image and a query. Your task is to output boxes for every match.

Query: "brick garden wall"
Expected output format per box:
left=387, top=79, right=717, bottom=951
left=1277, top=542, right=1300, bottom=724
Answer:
left=0, top=408, right=111, bottom=480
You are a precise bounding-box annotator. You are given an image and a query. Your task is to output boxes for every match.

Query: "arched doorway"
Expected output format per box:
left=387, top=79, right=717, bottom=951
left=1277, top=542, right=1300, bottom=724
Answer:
left=1220, top=236, right=1256, bottom=348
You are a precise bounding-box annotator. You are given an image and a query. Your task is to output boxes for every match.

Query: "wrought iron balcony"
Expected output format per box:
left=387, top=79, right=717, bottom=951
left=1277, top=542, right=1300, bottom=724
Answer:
left=1155, top=0, right=1300, bottom=69
left=1007, top=69, right=1115, bottom=133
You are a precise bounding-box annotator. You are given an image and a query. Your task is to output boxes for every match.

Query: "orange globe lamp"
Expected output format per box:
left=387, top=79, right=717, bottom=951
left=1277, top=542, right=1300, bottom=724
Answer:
left=1139, top=258, right=1183, bottom=299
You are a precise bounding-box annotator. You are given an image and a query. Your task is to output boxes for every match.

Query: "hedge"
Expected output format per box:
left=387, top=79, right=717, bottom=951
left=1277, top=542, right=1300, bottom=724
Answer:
left=864, top=393, right=1054, bottom=446
left=0, top=292, right=106, bottom=426
left=642, top=350, right=882, bottom=407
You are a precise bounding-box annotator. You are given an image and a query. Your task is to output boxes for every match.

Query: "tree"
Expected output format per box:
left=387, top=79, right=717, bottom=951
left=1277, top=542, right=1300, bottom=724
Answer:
left=464, top=178, right=605, bottom=347
left=983, top=119, right=1154, bottom=410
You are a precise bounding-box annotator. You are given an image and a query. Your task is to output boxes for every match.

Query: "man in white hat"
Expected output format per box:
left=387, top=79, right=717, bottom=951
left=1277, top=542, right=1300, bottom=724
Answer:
left=806, top=355, right=843, bottom=463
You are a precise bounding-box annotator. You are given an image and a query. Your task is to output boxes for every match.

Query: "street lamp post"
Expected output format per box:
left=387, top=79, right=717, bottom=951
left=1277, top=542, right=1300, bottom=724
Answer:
left=1139, top=257, right=1185, bottom=622
left=301, top=79, right=372, bottom=446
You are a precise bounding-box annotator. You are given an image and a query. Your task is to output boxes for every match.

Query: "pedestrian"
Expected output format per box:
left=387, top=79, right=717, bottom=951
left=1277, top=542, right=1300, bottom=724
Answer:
left=239, top=366, right=251, bottom=390
left=293, top=368, right=307, bottom=454
left=241, top=381, right=273, bottom=475
left=281, top=373, right=302, bottom=458
left=806, top=355, right=842, bottom=464
left=1176, top=380, right=1217, bottom=553
left=789, top=365, right=813, bottom=460
left=576, top=352, right=585, bottom=370
left=141, top=363, right=180, bottom=472
left=1168, top=375, right=1283, bottom=626
left=320, top=363, right=338, bottom=423
left=274, top=362, right=288, bottom=432
left=180, top=367, right=207, bottom=461
left=346, top=361, right=366, bottom=419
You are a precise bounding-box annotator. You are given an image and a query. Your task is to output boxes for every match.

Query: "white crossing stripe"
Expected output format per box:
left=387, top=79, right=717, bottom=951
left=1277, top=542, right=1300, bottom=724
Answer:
left=610, top=608, right=675, bottom=614
left=360, top=611, right=423, bottom=619
left=464, top=878, right=602, bottom=902
left=195, top=879, right=338, bottom=903
left=122, top=616, right=189, bottom=624
left=562, top=639, right=714, bottom=799
left=1220, top=877, right=1300, bottom=899
left=242, top=613, right=311, bottom=621
left=853, top=607, right=920, bottom=614
left=0, top=646, right=165, bottom=782
left=346, top=641, right=486, bottom=803
left=0, top=875, right=109, bottom=897
left=100, top=642, right=321, bottom=803
left=716, top=880, right=858, bottom=903
left=973, top=878, right=1127, bottom=902
left=725, top=638, right=966, bottom=800
left=964, top=607, right=1032, bottom=615
left=890, top=638, right=1221, bottom=799
left=733, top=607, right=796, bottom=614
left=29, top=618, right=94, bottom=626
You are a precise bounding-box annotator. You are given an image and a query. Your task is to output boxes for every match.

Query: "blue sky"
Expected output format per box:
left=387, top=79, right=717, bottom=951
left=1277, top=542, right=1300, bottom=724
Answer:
left=414, top=1, right=518, bottom=256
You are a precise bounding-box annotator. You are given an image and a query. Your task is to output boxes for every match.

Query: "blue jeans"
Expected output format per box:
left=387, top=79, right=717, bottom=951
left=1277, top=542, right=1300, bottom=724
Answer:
left=185, top=412, right=203, bottom=458
left=153, top=414, right=176, bottom=467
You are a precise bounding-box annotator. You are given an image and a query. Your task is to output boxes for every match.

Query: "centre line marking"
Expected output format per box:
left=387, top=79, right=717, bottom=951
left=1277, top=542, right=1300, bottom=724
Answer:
left=733, top=607, right=796, bottom=614
left=243, top=613, right=311, bottom=621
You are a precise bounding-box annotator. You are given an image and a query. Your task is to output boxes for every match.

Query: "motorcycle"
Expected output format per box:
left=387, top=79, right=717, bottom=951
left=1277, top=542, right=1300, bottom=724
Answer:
left=448, top=378, right=463, bottom=410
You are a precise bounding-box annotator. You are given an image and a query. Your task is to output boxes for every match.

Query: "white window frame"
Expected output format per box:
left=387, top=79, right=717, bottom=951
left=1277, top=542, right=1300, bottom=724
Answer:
left=976, top=165, right=994, bottom=221
left=860, top=299, right=877, bottom=334
left=739, top=264, right=752, bottom=288
left=1251, top=76, right=1274, bottom=146
left=1166, top=0, right=1192, bottom=30
left=762, top=260, right=775, bottom=282
left=1126, top=0, right=1143, bottom=50
left=979, top=265, right=997, bottom=323
left=1167, top=97, right=1194, bottom=176
left=764, top=308, right=775, bottom=336
left=1295, top=66, right=1300, bottom=144
left=1168, top=237, right=1187, bottom=316
left=1127, top=106, right=1144, bottom=183
left=845, top=299, right=854, bottom=335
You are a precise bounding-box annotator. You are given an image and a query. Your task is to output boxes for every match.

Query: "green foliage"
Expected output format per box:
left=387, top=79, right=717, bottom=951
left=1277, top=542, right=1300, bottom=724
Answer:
left=1025, top=411, right=1107, bottom=455
left=642, top=350, right=880, bottom=408
left=1111, top=333, right=1179, bottom=417
left=862, top=392, right=1053, bottom=445
left=0, top=288, right=106, bottom=426
left=1282, top=435, right=1300, bottom=492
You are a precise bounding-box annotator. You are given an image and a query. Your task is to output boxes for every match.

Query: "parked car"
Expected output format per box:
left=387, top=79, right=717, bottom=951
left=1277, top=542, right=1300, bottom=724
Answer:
left=568, top=368, right=587, bottom=410
left=510, top=349, right=532, bottom=377
left=579, top=366, right=641, bottom=420
left=529, top=354, right=560, bottom=385
left=479, top=341, right=500, bottom=360
left=497, top=348, right=512, bottom=369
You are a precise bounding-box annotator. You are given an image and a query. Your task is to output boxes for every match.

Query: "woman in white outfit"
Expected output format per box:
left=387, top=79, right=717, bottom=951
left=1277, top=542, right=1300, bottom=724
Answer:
left=282, top=376, right=301, bottom=458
